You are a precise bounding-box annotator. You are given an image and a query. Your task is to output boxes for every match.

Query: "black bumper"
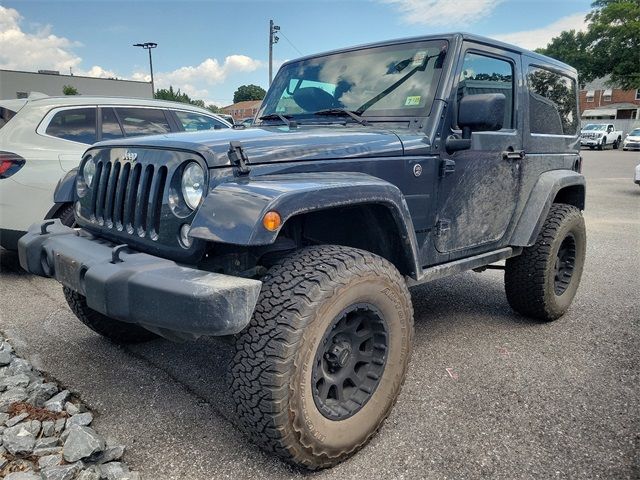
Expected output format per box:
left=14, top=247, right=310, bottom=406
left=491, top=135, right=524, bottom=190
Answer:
left=18, top=221, right=262, bottom=338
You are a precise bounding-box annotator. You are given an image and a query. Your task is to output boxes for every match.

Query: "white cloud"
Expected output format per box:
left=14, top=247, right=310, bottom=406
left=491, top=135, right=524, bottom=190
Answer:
left=0, top=6, right=262, bottom=106
left=381, top=0, right=505, bottom=27
left=493, top=12, right=588, bottom=50
left=164, top=55, right=262, bottom=85
left=140, top=56, right=262, bottom=106
left=0, top=5, right=82, bottom=72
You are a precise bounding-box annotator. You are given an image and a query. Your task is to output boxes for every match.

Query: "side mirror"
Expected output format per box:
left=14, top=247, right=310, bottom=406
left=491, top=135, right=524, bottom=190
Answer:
left=446, top=93, right=506, bottom=154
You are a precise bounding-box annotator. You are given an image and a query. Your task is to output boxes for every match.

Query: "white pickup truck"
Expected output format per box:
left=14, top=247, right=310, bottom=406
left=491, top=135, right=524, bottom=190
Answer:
left=580, top=123, right=623, bottom=150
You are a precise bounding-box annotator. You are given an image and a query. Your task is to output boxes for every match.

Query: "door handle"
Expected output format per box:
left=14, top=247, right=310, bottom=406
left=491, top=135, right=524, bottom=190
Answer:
left=502, top=150, right=525, bottom=161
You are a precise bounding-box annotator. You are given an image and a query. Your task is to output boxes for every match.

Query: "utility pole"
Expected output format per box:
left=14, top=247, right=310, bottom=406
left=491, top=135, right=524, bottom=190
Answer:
left=269, top=20, right=280, bottom=85
left=133, top=42, right=158, bottom=95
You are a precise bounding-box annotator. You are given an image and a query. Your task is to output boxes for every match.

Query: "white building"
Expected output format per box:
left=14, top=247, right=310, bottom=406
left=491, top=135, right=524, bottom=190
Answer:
left=0, top=69, right=152, bottom=100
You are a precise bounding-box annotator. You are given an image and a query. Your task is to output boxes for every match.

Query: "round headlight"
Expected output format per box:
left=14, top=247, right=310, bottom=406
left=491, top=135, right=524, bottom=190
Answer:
left=181, top=162, right=205, bottom=210
left=82, top=157, right=96, bottom=187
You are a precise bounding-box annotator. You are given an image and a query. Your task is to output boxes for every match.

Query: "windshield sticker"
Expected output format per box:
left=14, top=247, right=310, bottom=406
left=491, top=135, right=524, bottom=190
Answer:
left=405, top=96, right=422, bottom=106
left=412, top=51, right=427, bottom=67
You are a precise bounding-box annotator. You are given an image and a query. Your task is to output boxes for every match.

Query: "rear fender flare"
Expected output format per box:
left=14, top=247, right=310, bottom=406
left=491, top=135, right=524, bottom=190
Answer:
left=510, top=170, right=586, bottom=247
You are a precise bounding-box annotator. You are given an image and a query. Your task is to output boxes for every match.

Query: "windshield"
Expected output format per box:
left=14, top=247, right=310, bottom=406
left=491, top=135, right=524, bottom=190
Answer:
left=257, top=40, right=448, bottom=123
left=583, top=124, right=607, bottom=131
left=0, top=107, right=17, bottom=130
left=629, top=129, right=640, bottom=136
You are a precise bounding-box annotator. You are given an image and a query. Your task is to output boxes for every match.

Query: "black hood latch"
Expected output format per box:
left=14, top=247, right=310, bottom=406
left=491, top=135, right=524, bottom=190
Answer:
left=228, top=141, right=251, bottom=175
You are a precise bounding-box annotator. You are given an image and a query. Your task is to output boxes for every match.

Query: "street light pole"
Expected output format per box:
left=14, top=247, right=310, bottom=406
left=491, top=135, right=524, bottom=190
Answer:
left=133, top=42, right=158, bottom=96
left=269, top=20, right=280, bottom=85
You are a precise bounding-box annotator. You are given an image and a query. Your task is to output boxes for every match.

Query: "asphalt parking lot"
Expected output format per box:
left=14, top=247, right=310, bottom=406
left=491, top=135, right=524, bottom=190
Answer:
left=1, top=149, right=638, bottom=479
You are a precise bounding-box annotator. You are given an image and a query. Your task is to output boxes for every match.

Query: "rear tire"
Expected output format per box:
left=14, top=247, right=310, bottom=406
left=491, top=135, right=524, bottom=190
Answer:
left=504, top=204, right=586, bottom=321
left=613, top=137, right=620, bottom=149
left=63, top=287, right=158, bottom=344
left=231, top=245, right=414, bottom=469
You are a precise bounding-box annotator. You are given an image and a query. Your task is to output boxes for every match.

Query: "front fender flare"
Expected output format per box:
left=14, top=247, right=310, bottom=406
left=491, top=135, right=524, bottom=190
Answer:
left=190, top=172, right=421, bottom=275
left=510, top=170, right=585, bottom=247
left=53, top=167, right=78, bottom=204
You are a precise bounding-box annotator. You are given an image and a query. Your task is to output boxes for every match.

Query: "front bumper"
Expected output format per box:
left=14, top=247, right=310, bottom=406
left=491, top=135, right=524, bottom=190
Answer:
left=18, top=221, right=262, bottom=338
left=580, top=138, right=602, bottom=147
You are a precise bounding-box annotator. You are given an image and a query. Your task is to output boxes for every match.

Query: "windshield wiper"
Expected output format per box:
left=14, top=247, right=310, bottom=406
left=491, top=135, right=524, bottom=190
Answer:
left=258, top=113, right=297, bottom=128
left=312, top=108, right=368, bottom=126
left=357, top=51, right=443, bottom=114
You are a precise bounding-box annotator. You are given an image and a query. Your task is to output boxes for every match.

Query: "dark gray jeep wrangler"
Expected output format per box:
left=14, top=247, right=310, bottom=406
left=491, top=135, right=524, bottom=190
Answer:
left=19, top=33, right=586, bottom=469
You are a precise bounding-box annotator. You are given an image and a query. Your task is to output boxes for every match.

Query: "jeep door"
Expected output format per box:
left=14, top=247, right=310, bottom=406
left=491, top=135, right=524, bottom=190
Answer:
left=434, top=44, right=524, bottom=259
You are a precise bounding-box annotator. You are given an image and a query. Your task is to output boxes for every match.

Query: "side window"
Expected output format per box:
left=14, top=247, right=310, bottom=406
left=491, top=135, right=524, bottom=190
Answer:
left=114, top=108, right=171, bottom=137
left=174, top=111, right=228, bottom=131
left=101, top=108, right=124, bottom=140
left=458, top=52, right=514, bottom=129
left=45, top=108, right=97, bottom=144
left=528, top=67, right=578, bottom=135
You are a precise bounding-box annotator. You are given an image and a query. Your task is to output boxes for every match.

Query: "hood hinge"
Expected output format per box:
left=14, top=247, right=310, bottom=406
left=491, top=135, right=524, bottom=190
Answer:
left=228, top=141, right=251, bottom=175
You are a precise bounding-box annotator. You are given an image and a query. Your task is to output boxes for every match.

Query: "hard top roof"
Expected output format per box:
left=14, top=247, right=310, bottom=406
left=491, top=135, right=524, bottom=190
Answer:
left=280, top=32, right=576, bottom=74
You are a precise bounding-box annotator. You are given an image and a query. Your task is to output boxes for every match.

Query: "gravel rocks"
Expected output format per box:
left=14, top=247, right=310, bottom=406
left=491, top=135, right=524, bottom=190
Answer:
left=63, top=426, right=105, bottom=463
left=0, top=334, right=140, bottom=479
left=43, top=391, right=70, bottom=413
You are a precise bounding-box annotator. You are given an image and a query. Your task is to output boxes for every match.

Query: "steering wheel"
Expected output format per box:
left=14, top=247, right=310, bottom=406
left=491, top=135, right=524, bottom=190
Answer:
left=292, top=87, right=340, bottom=112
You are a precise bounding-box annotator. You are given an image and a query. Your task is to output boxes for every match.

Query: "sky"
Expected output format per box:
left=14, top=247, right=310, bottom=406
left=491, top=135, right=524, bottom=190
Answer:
left=0, top=0, right=593, bottom=106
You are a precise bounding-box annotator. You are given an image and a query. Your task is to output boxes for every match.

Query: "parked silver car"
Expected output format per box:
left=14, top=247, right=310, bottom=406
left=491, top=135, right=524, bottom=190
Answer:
left=622, top=128, right=640, bottom=151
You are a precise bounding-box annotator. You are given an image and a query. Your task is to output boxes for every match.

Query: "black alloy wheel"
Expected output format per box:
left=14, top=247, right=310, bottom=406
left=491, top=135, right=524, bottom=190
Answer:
left=312, top=303, right=388, bottom=421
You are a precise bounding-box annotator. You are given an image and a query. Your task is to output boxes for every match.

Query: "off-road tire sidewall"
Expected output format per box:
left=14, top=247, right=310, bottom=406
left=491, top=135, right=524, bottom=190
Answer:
left=505, top=204, right=586, bottom=321
left=292, top=274, right=412, bottom=457
left=63, top=287, right=158, bottom=344
left=231, top=246, right=414, bottom=469
left=57, top=204, right=76, bottom=227
left=542, top=210, right=586, bottom=316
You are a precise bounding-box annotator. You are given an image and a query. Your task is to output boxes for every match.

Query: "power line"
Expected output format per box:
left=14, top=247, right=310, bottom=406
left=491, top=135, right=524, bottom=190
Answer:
left=280, top=31, right=303, bottom=56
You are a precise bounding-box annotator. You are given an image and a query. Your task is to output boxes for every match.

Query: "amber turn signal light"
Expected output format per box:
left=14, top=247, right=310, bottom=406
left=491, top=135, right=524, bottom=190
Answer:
left=262, top=211, right=282, bottom=231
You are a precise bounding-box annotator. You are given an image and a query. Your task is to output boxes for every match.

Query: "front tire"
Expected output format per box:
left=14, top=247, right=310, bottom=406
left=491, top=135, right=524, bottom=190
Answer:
left=63, top=288, right=158, bottom=344
left=231, top=245, right=414, bottom=469
left=56, top=204, right=76, bottom=227
left=504, top=204, right=586, bottom=321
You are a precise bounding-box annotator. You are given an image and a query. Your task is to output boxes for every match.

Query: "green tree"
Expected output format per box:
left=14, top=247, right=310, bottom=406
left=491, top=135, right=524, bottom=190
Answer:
left=154, top=86, right=193, bottom=104
left=233, top=84, right=266, bottom=103
left=62, top=85, right=78, bottom=95
left=536, top=30, right=592, bottom=83
left=586, top=0, right=640, bottom=89
left=155, top=86, right=214, bottom=110
left=206, top=104, right=222, bottom=113
left=538, top=1, right=640, bottom=89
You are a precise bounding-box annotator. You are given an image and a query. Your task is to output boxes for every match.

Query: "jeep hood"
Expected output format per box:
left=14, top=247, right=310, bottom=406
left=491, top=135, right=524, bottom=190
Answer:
left=92, top=125, right=406, bottom=167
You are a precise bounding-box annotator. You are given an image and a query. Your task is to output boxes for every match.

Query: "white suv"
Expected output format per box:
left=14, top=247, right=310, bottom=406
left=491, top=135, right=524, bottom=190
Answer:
left=0, top=95, right=231, bottom=249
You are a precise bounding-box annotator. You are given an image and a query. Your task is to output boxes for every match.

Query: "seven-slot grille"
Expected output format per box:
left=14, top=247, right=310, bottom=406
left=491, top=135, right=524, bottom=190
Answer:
left=581, top=132, right=600, bottom=139
left=89, top=158, right=168, bottom=240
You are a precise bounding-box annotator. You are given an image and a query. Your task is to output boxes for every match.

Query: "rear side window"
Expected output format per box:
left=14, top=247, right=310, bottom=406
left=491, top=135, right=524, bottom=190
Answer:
left=458, top=52, right=514, bottom=129
left=0, top=107, right=17, bottom=130
left=528, top=67, right=578, bottom=135
left=174, top=111, right=228, bottom=131
left=115, top=108, right=171, bottom=137
left=101, top=108, right=124, bottom=140
left=45, top=108, right=97, bottom=144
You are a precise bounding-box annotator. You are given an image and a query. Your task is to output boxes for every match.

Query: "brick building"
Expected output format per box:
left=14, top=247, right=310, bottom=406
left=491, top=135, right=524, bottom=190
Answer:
left=221, top=100, right=262, bottom=121
left=579, top=77, right=640, bottom=120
